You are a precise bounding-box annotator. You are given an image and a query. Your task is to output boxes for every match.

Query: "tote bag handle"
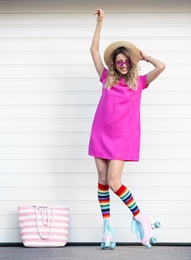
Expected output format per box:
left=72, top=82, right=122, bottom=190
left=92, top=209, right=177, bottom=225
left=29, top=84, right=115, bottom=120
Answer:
left=34, top=206, right=54, bottom=240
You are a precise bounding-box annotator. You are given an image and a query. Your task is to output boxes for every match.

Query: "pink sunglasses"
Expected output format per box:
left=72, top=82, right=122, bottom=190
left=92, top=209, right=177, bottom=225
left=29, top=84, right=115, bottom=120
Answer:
left=115, top=60, right=131, bottom=67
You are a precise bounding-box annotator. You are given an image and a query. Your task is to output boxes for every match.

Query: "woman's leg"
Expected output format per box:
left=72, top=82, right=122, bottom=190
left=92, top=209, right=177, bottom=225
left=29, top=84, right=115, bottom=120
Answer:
left=108, top=160, right=140, bottom=217
left=95, top=158, right=110, bottom=218
left=105, top=160, right=155, bottom=248
left=107, top=160, right=125, bottom=192
left=95, top=158, right=116, bottom=249
left=95, top=157, right=109, bottom=185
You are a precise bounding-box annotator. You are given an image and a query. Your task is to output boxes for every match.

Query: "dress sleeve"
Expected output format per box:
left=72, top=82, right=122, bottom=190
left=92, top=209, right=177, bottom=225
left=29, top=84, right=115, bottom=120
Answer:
left=100, top=68, right=108, bottom=83
left=139, top=74, right=149, bottom=90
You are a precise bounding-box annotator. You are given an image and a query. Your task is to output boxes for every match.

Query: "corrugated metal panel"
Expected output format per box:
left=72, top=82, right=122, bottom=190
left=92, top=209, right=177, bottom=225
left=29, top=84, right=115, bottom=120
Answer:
left=0, top=0, right=190, bottom=244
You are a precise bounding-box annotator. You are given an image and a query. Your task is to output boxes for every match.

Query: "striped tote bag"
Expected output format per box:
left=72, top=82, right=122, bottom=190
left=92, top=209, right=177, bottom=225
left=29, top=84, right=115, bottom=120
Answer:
left=18, top=205, right=69, bottom=247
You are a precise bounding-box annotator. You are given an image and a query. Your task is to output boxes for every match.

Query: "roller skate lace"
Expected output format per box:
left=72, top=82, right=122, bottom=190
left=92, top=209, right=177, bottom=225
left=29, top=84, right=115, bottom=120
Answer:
left=131, top=218, right=144, bottom=240
left=101, top=219, right=116, bottom=249
left=103, top=219, right=116, bottom=240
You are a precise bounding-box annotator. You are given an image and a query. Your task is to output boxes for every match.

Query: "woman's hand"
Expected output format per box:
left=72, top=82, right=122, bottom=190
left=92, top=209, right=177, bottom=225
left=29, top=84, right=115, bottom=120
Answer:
left=94, top=9, right=105, bottom=23
left=140, top=50, right=148, bottom=61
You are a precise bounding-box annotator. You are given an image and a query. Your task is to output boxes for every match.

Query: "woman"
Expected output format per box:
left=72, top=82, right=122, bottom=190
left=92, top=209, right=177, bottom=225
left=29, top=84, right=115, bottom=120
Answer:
left=88, top=9, right=165, bottom=249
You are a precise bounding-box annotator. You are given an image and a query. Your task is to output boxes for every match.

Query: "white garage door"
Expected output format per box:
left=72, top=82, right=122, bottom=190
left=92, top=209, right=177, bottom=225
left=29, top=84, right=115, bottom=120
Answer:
left=0, top=0, right=190, bottom=244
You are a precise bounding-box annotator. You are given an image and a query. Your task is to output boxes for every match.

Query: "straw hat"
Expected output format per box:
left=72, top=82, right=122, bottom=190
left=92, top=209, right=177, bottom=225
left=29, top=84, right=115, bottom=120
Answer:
left=104, top=41, right=140, bottom=66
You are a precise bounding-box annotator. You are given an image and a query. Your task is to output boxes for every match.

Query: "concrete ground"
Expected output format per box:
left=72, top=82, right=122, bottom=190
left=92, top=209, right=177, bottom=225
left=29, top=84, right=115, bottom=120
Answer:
left=0, top=245, right=191, bottom=260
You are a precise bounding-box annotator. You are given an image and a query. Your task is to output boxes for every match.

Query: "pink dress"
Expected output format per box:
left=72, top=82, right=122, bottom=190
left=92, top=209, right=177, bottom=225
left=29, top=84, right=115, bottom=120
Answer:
left=88, top=68, right=148, bottom=161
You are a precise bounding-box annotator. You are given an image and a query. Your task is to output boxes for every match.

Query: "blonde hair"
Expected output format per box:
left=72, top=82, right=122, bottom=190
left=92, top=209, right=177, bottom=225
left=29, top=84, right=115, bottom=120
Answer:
left=104, top=47, right=139, bottom=90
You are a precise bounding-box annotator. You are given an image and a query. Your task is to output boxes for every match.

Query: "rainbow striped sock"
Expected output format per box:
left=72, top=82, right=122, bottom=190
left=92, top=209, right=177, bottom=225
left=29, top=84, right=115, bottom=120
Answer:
left=98, top=183, right=110, bottom=219
left=115, top=184, right=140, bottom=216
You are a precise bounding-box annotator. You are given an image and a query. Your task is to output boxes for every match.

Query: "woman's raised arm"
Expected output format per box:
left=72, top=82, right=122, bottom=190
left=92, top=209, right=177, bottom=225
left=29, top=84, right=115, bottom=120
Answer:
left=140, top=50, right=166, bottom=85
left=90, top=9, right=105, bottom=77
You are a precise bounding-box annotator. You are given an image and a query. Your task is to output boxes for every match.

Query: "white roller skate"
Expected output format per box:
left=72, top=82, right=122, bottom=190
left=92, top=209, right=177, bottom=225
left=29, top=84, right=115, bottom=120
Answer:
left=101, top=219, right=116, bottom=250
left=131, top=213, right=161, bottom=249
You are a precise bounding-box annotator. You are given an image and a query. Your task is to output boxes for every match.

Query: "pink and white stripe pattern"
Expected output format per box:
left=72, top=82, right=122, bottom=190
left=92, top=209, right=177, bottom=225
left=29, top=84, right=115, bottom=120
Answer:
left=18, top=205, right=69, bottom=247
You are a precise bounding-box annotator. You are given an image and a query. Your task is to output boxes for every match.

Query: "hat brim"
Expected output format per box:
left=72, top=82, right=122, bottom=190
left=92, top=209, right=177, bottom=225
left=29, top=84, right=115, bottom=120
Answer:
left=104, top=41, right=140, bottom=66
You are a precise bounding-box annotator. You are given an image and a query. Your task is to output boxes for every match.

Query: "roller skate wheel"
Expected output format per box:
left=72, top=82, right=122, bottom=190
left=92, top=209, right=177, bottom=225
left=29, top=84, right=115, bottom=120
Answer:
left=150, top=237, right=157, bottom=244
left=146, top=243, right=152, bottom=249
left=154, top=222, right=161, bottom=228
left=110, top=242, right=116, bottom=249
left=101, top=241, right=111, bottom=250
left=151, top=221, right=161, bottom=229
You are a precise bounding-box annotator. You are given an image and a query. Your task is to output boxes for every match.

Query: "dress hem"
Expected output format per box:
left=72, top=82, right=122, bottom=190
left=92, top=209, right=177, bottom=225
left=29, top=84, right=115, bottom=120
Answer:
left=88, top=153, right=139, bottom=162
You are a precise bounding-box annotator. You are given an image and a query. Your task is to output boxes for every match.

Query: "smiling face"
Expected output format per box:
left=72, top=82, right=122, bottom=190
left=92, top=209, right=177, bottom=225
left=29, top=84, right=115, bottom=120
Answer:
left=115, top=53, right=131, bottom=76
left=106, top=46, right=138, bottom=90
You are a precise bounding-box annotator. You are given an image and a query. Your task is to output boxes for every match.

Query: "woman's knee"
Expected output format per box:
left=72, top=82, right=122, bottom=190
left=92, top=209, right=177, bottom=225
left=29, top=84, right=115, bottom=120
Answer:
left=107, top=160, right=124, bottom=192
left=108, top=177, right=121, bottom=192
left=95, top=158, right=108, bottom=184
left=99, top=173, right=108, bottom=184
